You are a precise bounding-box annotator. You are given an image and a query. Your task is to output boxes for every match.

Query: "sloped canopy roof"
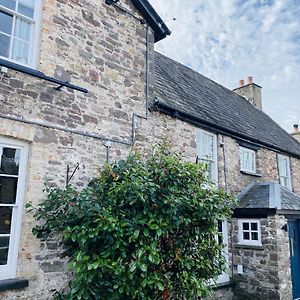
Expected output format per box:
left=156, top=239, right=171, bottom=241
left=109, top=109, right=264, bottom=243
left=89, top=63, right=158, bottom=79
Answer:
left=154, top=52, right=300, bottom=158
left=238, top=182, right=300, bottom=210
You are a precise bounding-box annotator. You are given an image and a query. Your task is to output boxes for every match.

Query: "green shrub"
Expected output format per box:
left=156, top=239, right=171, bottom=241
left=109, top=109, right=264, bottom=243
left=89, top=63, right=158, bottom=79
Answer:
left=33, top=145, right=234, bottom=300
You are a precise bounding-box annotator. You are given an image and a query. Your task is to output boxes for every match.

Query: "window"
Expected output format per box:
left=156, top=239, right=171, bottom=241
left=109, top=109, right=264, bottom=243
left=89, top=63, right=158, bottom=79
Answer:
left=239, top=147, right=256, bottom=173
left=238, top=219, right=261, bottom=246
left=0, top=137, right=28, bottom=280
left=278, top=154, right=291, bottom=190
left=216, top=221, right=229, bottom=284
left=0, top=0, right=41, bottom=67
left=196, top=129, right=218, bottom=182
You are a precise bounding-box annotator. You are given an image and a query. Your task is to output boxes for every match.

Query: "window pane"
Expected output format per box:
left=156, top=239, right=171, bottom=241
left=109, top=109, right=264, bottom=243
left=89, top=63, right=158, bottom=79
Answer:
left=0, top=207, right=13, bottom=234
left=0, top=0, right=16, bottom=10
left=0, top=33, right=10, bottom=57
left=17, top=0, right=34, bottom=18
left=251, top=232, right=258, bottom=240
left=0, top=10, right=13, bottom=34
left=0, top=148, right=20, bottom=175
left=251, top=222, right=258, bottom=231
left=242, top=222, right=249, bottom=230
left=0, top=177, right=18, bottom=204
left=243, top=232, right=250, bottom=240
left=0, top=247, right=9, bottom=265
left=12, top=38, right=29, bottom=64
left=14, top=17, right=31, bottom=41
left=0, top=236, right=9, bottom=265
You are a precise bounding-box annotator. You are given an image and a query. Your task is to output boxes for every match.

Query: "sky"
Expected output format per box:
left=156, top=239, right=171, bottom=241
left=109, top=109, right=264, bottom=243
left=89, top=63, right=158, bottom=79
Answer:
left=149, top=0, right=300, bottom=132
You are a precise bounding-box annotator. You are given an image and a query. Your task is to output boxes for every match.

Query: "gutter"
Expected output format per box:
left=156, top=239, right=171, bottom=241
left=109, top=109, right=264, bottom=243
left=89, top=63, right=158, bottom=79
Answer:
left=154, top=99, right=300, bottom=159
left=0, top=58, right=88, bottom=94
left=130, top=0, right=171, bottom=42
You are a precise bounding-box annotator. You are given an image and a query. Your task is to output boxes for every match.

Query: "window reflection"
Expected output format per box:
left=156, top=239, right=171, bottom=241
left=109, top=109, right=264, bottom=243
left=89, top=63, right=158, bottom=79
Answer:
left=0, top=177, right=18, bottom=204
left=0, top=148, right=20, bottom=175
left=0, top=207, right=13, bottom=234
left=0, top=237, right=9, bottom=265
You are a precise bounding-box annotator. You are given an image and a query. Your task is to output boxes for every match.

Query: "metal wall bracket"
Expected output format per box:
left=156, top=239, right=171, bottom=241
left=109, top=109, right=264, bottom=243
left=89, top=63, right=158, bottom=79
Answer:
left=66, top=163, right=80, bottom=187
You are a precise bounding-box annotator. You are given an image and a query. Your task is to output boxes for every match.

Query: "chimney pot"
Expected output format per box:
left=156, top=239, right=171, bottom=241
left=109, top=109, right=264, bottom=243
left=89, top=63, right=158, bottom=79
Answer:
left=248, top=76, right=253, bottom=84
left=239, top=80, right=244, bottom=87
left=293, top=124, right=299, bottom=133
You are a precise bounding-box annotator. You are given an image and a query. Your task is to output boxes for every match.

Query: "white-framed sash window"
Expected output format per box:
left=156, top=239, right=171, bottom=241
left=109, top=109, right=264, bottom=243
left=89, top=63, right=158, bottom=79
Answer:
left=0, top=137, right=28, bottom=280
left=239, top=147, right=256, bottom=173
left=0, top=0, right=41, bottom=67
left=216, top=220, right=229, bottom=284
left=196, top=129, right=218, bottom=182
left=277, top=154, right=291, bottom=190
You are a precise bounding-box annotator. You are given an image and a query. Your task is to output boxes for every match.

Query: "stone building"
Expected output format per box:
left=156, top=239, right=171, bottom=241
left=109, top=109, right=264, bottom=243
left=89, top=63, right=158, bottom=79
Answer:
left=0, top=0, right=300, bottom=299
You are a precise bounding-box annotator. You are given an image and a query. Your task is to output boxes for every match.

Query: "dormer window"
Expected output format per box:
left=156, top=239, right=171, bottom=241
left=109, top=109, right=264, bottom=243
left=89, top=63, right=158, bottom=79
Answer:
left=0, top=0, right=41, bottom=67
left=239, top=147, right=256, bottom=173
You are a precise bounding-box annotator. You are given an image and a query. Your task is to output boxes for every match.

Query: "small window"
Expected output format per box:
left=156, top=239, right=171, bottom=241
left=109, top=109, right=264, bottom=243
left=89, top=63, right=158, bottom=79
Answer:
left=0, top=0, right=41, bottom=67
left=238, top=219, right=261, bottom=246
left=278, top=154, right=291, bottom=190
left=0, top=137, right=28, bottom=280
left=240, top=147, right=256, bottom=173
left=196, top=129, right=218, bottom=182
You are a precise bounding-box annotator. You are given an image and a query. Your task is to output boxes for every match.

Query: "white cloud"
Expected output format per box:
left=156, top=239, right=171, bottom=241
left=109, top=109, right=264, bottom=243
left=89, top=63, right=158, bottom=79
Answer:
left=150, top=0, right=300, bottom=132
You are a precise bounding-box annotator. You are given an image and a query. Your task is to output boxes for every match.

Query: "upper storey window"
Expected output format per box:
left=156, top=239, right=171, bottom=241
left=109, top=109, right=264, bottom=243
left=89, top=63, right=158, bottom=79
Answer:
left=0, top=0, right=41, bottom=67
left=240, top=147, right=256, bottom=173
left=278, top=154, right=291, bottom=190
left=196, top=129, right=218, bottom=182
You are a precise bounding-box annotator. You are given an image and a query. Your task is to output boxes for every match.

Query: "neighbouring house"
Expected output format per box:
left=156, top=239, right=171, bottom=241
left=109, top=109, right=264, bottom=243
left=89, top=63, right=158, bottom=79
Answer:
left=0, top=1, right=300, bottom=300
left=291, top=124, right=300, bottom=143
left=150, top=53, right=300, bottom=300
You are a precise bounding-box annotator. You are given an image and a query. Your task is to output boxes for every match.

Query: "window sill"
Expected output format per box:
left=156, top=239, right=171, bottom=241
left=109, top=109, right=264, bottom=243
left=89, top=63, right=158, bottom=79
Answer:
left=213, top=280, right=235, bottom=290
left=0, top=278, right=28, bottom=292
left=240, top=170, right=262, bottom=177
left=235, top=244, right=264, bottom=250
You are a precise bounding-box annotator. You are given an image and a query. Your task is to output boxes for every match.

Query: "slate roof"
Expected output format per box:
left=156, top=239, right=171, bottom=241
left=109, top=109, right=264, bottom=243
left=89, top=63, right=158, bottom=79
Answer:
left=154, top=52, right=300, bottom=158
left=238, top=182, right=300, bottom=210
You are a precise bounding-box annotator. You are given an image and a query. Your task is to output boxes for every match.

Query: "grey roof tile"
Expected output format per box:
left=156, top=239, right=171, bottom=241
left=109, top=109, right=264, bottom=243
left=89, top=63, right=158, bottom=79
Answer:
left=154, top=52, right=300, bottom=157
left=238, top=182, right=300, bottom=210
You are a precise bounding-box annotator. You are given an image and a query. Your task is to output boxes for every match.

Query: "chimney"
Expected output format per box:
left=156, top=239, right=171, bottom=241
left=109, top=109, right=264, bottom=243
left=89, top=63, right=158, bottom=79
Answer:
left=233, top=76, right=262, bottom=109
left=291, top=124, right=300, bottom=142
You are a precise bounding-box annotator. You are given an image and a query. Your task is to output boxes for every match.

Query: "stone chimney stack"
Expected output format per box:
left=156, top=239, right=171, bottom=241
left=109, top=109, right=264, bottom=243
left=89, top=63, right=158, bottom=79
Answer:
left=291, top=124, right=300, bottom=142
left=233, top=76, right=262, bottom=109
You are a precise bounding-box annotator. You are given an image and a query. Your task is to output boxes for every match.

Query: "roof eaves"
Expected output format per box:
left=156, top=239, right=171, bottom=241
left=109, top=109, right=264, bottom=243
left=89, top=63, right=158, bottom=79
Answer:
left=154, top=98, right=300, bottom=159
left=131, top=0, right=171, bottom=42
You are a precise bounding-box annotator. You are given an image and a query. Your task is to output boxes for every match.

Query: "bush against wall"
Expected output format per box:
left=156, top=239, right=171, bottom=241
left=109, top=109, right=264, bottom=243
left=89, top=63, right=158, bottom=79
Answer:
left=32, top=145, right=234, bottom=300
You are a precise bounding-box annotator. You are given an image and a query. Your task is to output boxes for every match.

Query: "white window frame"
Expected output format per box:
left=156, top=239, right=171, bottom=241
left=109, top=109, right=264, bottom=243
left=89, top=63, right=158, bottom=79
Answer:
left=216, top=221, right=229, bottom=284
left=0, top=0, right=42, bottom=68
left=277, top=154, right=292, bottom=190
left=0, top=137, right=29, bottom=280
left=239, top=147, right=256, bottom=173
left=196, top=129, right=218, bottom=182
left=238, top=219, right=262, bottom=246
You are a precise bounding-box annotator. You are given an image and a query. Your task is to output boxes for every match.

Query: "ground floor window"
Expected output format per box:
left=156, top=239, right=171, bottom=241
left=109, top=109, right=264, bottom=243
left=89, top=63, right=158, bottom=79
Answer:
left=0, top=137, right=28, bottom=280
left=238, top=219, right=261, bottom=246
left=216, top=221, right=229, bottom=284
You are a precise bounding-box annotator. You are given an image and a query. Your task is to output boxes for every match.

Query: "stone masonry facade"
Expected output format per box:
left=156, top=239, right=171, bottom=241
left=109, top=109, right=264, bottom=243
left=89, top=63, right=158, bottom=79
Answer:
left=232, top=215, right=292, bottom=300
left=0, top=0, right=300, bottom=299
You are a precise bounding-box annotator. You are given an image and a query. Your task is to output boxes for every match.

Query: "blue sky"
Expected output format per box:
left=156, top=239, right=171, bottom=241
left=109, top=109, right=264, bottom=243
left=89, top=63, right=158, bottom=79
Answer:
left=150, top=0, right=300, bottom=132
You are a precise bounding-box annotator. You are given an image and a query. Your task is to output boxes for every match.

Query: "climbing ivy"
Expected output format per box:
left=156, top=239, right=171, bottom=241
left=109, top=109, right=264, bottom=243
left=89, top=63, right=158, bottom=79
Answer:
left=32, top=145, right=234, bottom=300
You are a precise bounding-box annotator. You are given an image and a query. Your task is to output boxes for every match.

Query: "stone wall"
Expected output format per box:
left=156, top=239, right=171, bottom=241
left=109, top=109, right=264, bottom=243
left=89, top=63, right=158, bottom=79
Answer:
left=0, top=0, right=299, bottom=299
left=0, top=0, right=152, bottom=298
left=231, top=215, right=292, bottom=300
